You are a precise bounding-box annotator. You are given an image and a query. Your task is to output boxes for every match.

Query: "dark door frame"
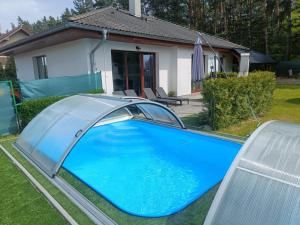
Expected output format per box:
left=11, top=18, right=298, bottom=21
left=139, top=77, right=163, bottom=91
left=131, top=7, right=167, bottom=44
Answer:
left=111, top=50, right=156, bottom=96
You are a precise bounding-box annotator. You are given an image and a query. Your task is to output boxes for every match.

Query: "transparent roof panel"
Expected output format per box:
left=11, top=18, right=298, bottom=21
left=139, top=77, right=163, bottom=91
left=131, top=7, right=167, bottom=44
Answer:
left=15, top=95, right=184, bottom=176
left=137, top=103, right=181, bottom=127
left=204, top=121, right=300, bottom=225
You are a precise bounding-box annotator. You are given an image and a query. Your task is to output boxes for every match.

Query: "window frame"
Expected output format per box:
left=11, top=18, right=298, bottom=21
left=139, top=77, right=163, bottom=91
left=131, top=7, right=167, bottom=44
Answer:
left=33, top=55, right=48, bottom=79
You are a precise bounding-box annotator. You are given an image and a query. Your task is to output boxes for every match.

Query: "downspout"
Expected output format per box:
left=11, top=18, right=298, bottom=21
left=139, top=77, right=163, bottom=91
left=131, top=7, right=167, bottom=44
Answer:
left=89, top=29, right=108, bottom=74
left=89, top=29, right=107, bottom=91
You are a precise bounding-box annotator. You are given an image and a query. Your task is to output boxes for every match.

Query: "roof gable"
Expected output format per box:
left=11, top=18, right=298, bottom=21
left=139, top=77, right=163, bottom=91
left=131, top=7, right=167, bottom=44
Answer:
left=0, top=7, right=247, bottom=55
left=0, top=27, right=31, bottom=42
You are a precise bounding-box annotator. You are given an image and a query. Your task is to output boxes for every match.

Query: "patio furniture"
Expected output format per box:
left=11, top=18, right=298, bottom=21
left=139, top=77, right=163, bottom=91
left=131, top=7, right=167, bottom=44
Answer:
left=144, top=88, right=178, bottom=106
left=156, top=87, right=189, bottom=105
left=112, top=90, right=125, bottom=96
left=124, top=89, right=138, bottom=97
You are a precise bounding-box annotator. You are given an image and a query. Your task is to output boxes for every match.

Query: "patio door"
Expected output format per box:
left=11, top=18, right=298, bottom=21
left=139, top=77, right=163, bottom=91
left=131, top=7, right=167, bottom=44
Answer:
left=112, top=50, right=155, bottom=96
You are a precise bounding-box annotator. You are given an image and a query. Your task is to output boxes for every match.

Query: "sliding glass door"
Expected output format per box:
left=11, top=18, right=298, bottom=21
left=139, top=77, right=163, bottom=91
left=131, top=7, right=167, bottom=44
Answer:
left=111, top=50, right=155, bottom=96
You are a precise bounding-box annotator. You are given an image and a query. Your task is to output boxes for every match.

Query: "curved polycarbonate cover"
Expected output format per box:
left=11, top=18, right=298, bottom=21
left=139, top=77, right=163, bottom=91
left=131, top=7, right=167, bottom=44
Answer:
left=15, top=95, right=183, bottom=176
left=204, top=121, right=300, bottom=225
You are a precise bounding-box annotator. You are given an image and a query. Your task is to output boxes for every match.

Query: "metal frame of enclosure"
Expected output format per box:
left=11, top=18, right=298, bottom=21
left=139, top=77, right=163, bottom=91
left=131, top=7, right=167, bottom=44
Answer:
left=15, top=94, right=185, bottom=177
left=204, top=121, right=300, bottom=225
left=13, top=93, right=300, bottom=225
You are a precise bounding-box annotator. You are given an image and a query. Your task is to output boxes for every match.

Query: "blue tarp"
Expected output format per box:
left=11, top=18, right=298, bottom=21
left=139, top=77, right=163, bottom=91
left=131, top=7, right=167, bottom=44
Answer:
left=0, top=81, right=18, bottom=135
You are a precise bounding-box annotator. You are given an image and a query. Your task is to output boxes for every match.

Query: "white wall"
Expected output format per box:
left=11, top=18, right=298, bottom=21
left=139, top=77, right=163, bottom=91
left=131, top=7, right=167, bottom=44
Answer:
left=14, top=37, right=236, bottom=96
left=15, top=39, right=90, bottom=81
left=176, top=48, right=193, bottom=96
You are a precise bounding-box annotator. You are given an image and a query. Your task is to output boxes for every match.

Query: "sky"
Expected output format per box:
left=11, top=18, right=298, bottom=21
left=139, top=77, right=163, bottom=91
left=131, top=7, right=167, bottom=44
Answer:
left=0, top=0, right=74, bottom=33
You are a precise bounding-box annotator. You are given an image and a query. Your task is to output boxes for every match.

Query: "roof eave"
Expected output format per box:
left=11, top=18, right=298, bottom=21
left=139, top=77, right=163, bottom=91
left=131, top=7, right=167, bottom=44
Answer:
left=0, top=21, right=248, bottom=55
left=0, top=22, right=106, bottom=55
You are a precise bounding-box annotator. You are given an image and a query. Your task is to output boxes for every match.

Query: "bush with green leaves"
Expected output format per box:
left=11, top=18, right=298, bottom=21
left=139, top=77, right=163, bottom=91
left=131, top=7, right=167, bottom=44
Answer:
left=214, top=71, right=238, bottom=78
left=18, top=88, right=104, bottom=128
left=168, top=91, right=176, bottom=97
left=18, top=96, right=65, bottom=128
left=202, top=71, right=276, bottom=129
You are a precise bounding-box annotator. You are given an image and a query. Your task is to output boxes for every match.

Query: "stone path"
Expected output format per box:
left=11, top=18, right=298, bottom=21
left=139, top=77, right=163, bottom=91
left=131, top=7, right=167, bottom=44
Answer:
left=170, top=93, right=206, bottom=117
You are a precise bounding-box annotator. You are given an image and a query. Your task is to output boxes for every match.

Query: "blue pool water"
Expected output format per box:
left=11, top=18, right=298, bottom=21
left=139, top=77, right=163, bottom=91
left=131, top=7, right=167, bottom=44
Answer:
left=63, top=120, right=241, bottom=217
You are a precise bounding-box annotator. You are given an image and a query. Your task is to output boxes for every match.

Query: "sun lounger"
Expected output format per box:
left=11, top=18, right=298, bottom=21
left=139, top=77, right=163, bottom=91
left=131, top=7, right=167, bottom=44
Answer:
left=156, top=87, right=189, bottom=105
left=144, top=88, right=178, bottom=106
left=124, top=89, right=138, bottom=97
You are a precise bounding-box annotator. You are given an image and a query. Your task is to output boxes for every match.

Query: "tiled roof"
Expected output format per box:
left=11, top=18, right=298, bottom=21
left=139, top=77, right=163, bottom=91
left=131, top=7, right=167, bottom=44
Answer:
left=0, top=7, right=247, bottom=55
left=70, top=6, right=247, bottom=50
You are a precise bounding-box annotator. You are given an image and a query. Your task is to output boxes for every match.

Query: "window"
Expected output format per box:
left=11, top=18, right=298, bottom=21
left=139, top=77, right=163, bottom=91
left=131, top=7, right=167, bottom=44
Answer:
left=220, top=57, right=224, bottom=72
left=33, top=55, right=48, bottom=79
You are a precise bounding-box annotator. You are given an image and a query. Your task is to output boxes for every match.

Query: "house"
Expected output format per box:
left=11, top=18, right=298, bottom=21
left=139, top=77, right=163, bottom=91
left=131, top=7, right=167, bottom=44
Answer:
left=0, top=0, right=249, bottom=96
left=0, top=26, right=31, bottom=67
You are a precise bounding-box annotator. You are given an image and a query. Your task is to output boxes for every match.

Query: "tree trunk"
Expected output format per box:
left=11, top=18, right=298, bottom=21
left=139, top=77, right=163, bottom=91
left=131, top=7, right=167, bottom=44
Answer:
left=248, top=0, right=253, bottom=48
left=263, top=0, right=269, bottom=54
left=275, top=0, right=280, bottom=29
left=285, top=0, right=292, bottom=60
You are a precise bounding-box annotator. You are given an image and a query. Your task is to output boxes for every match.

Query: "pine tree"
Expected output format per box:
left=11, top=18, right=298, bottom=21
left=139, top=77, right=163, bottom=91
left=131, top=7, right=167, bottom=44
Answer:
left=2, top=57, right=17, bottom=81
left=61, top=8, right=73, bottom=22
left=94, top=0, right=112, bottom=8
left=73, top=0, right=94, bottom=14
left=17, top=16, right=33, bottom=32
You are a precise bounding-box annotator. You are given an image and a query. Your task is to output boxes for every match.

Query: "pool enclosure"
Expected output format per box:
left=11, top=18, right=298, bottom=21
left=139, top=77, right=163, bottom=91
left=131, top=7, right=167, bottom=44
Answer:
left=204, top=121, right=300, bottom=225
left=15, top=95, right=184, bottom=177
left=14, top=94, right=241, bottom=218
left=14, top=94, right=300, bottom=222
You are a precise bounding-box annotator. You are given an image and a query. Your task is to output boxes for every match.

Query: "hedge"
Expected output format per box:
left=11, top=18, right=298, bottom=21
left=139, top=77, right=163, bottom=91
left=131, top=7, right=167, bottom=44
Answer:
left=202, top=71, right=276, bottom=129
left=18, top=96, right=65, bottom=128
left=18, top=88, right=104, bottom=128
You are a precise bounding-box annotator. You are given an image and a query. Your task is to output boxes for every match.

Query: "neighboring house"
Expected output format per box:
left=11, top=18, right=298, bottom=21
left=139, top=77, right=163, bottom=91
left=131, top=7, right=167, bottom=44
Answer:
left=0, top=0, right=249, bottom=96
left=0, top=26, right=31, bottom=67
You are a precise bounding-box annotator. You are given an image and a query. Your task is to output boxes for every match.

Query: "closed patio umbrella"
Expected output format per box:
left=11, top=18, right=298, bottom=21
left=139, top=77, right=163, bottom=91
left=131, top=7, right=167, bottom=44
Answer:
left=192, top=35, right=205, bottom=83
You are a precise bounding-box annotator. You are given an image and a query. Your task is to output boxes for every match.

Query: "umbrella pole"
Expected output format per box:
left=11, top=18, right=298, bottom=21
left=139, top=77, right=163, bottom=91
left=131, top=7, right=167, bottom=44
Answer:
left=197, top=32, right=261, bottom=127
left=197, top=32, right=227, bottom=77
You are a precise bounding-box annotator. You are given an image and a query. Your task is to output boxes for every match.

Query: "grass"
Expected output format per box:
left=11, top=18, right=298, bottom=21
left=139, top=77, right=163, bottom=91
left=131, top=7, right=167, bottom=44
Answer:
left=0, top=137, right=95, bottom=225
left=183, top=84, right=300, bottom=137
left=59, top=169, right=218, bottom=225
left=219, top=84, right=300, bottom=136
left=6, top=84, right=292, bottom=224
left=0, top=136, right=218, bottom=225
left=0, top=138, right=67, bottom=225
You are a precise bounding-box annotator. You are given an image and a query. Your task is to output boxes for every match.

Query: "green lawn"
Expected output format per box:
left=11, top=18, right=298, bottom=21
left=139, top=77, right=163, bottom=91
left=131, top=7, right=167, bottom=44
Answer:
left=219, top=84, right=300, bottom=136
left=0, top=137, right=94, bottom=225
left=3, top=84, right=295, bottom=225
left=0, top=138, right=67, bottom=225
left=0, top=136, right=218, bottom=225
left=183, top=84, right=300, bottom=137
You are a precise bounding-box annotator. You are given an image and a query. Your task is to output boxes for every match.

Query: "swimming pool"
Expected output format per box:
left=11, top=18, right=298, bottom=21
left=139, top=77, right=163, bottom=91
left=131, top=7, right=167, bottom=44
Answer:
left=63, top=119, right=241, bottom=217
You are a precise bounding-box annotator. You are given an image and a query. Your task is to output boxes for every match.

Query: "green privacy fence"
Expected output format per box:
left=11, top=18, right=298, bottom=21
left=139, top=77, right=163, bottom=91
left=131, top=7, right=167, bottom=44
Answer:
left=19, top=73, right=102, bottom=100
left=0, top=81, right=19, bottom=136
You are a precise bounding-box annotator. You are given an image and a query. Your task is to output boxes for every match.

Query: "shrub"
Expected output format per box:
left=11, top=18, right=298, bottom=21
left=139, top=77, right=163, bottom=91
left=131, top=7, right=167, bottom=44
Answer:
left=18, top=88, right=104, bottom=128
left=214, top=71, right=238, bottom=78
left=202, top=71, right=276, bottom=129
left=18, top=96, right=65, bottom=128
left=168, top=91, right=176, bottom=97
left=86, top=88, right=104, bottom=94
